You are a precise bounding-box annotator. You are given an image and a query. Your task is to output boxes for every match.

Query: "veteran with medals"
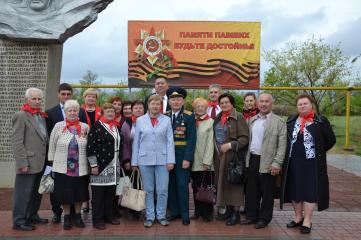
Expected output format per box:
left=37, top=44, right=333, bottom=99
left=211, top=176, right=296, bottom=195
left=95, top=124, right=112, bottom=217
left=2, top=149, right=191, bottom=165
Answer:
left=166, top=87, right=196, bottom=225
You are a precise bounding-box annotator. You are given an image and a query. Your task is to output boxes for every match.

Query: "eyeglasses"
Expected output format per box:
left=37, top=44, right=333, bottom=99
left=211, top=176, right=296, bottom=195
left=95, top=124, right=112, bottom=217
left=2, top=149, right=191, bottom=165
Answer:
left=60, top=92, right=72, bottom=96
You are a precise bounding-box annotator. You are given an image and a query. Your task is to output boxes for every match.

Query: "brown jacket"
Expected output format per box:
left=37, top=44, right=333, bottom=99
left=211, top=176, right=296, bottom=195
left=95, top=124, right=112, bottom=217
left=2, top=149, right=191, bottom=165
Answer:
left=213, top=109, right=249, bottom=206
left=12, top=111, right=48, bottom=174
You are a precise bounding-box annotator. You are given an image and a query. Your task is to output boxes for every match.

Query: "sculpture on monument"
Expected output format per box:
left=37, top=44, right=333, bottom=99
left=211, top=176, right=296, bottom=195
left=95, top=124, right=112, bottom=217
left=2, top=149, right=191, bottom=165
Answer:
left=0, top=0, right=113, bottom=43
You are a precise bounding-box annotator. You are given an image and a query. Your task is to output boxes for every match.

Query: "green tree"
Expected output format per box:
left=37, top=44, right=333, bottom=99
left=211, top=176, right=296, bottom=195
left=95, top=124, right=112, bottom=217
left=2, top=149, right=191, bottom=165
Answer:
left=263, top=37, right=351, bottom=114
left=76, top=70, right=102, bottom=104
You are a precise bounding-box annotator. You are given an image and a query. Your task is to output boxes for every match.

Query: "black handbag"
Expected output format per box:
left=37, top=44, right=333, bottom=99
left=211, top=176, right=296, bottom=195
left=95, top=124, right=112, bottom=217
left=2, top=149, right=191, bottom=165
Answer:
left=226, top=115, right=246, bottom=184
left=227, top=147, right=245, bottom=184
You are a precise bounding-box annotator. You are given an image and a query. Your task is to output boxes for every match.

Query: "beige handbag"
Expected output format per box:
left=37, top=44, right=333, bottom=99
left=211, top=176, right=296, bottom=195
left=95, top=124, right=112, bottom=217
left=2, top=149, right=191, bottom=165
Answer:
left=116, top=168, right=131, bottom=196
left=120, top=171, right=146, bottom=211
left=38, top=174, right=54, bottom=194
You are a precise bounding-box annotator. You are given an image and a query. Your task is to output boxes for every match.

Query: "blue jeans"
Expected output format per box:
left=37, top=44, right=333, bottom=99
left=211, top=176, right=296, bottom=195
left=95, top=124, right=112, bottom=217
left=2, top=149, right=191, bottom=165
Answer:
left=139, top=165, right=169, bottom=221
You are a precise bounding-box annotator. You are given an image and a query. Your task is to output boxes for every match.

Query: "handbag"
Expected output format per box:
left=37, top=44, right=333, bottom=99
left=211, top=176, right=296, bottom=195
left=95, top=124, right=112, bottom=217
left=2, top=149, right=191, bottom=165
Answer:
left=116, top=168, right=131, bottom=196
left=227, top=116, right=246, bottom=184
left=38, top=174, right=54, bottom=194
left=195, top=171, right=216, bottom=204
left=120, top=171, right=146, bottom=211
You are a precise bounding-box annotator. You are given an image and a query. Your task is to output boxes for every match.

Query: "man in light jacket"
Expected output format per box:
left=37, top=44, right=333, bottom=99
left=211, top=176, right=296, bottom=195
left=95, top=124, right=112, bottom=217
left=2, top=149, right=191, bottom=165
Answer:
left=241, top=93, right=287, bottom=229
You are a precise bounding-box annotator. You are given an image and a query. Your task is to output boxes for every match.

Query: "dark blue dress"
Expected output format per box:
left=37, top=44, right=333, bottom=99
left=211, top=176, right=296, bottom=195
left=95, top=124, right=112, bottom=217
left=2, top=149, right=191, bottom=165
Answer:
left=285, top=132, right=318, bottom=203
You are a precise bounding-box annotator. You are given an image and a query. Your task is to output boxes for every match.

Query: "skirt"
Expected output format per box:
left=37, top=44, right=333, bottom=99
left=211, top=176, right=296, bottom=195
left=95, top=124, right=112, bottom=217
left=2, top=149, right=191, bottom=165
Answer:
left=54, top=172, right=89, bottom=205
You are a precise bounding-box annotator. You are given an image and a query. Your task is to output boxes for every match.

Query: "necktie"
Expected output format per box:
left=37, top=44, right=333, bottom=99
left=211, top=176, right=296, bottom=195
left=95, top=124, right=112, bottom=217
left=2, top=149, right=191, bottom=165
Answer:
left=161, top=97, right=164, bottom=113
left=172, top=113, right=176, bottom=128
left=211, top=106, right=217, bottom=119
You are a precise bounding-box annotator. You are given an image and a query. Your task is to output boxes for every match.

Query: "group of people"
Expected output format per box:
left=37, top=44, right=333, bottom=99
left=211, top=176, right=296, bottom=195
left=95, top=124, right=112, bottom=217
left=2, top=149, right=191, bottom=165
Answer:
left=11, top=77, right=336, bottom=235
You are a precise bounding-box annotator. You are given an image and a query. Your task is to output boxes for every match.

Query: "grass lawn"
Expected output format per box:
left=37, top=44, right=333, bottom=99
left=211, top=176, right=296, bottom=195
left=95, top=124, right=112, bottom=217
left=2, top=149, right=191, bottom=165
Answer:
left=327, top=116, right=361, bottom=156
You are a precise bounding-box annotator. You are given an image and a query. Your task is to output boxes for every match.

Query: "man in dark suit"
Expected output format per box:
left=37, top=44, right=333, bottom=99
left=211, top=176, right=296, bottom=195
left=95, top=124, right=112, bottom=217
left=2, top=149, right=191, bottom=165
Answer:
left=12, top=88, right=49, bottom=231
left=45, top=83, right=87, bottom=223
left=144, top=77, right=170, bottom=113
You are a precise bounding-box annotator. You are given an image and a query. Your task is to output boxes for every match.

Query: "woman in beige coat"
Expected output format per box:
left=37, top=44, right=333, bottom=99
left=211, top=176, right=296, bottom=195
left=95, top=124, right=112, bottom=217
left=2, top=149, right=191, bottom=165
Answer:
left=191, top=98, right=215, bottom=222
left=213, top=93, right=249, bottom=226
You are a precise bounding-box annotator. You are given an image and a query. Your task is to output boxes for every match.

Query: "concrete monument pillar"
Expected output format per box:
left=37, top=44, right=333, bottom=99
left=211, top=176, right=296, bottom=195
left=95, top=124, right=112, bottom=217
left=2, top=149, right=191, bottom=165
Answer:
left=0, top=0, right=113, bottom=187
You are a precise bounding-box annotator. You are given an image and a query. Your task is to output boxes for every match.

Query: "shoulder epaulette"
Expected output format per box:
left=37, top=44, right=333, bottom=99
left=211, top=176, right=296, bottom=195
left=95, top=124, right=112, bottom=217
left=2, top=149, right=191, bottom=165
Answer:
left=183, top=110, right=192, bottom=115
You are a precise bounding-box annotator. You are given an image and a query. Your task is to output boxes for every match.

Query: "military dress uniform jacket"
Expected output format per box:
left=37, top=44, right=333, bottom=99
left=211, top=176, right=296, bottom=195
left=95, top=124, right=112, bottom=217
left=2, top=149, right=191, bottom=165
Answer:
left=165, top=109, right=196, bottom=163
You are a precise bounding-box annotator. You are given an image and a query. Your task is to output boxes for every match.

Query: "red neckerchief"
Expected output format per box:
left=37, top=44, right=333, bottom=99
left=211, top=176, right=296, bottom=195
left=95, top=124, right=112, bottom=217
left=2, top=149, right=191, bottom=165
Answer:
left=208, top=101, right=218, bottom=107
left=131, top=115, right=138, bottom=124
left=63, top=118, right=81, bottom=135
left=196, top=114, right=210, bottom=127
left=21, top=103, right=47, bottom=118
left=221, top=111, right=231, bottom=126
left=150, top=117, right=158, bottom=127
left=100, top=116, right=120, bottom=130
left=242, top=108, right=259, bottom=120
left=300, top=110, right=315, bottom=133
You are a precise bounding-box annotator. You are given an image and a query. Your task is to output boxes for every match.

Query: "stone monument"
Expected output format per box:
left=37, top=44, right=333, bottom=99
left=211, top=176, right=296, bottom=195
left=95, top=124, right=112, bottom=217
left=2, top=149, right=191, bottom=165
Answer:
left=0, top=0, right=113, bottom=187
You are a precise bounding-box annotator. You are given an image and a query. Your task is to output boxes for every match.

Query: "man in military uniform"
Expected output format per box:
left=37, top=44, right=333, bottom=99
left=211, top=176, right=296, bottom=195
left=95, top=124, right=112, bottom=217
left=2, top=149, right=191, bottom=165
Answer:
left=166, top=87, right=196, bottom=225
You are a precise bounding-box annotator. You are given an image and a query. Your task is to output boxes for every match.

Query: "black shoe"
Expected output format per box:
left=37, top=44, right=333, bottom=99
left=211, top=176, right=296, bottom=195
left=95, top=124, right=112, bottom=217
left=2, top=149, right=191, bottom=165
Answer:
left=255, top=220, right=268, bottom=229
left=63, top=214, right=72, bottom=230
left=300, top=224, right=312, bottom=234
left=240, top=218, right=258, bottom=225
left=167, top=215, right=181, bottom=221
left=182, top=219, right=190, bottom=225
left=287, top=218, right=304, bottom=228
left=52, top=213, right=62, bottom=224
left=30, top=217, right=48, bottom=224
left=13, top=223, right=35, bottom=231
left=226, top=211, right=240, bottom=226
left=74, top=213, right=85, bottom=228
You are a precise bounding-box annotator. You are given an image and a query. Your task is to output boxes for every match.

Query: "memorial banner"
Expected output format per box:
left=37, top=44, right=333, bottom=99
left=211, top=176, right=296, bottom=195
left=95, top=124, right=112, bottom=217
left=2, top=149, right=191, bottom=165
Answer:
left=128, top=21, right=260, bottom=89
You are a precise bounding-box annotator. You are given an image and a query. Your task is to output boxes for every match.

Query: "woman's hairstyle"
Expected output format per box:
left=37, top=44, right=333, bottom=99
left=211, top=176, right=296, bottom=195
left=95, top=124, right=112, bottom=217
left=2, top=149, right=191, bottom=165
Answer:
left=63, top=100, right=80, bottom=112
left=131, top=100, right=145, bottom=110
left=121, top=100, right=132, bottom=116
left=101, top=102, right=116, bottom=115
left=148, top=94, right=162, bottom=104
left=295, top=94, right=314, bottom=105
left=218, top=93, right=235, bottom=107
left=192, top=97, right=208, bottom=109
left=83, top=88, right=99, bottom=99
left=109, top=96, right=121, bottom=104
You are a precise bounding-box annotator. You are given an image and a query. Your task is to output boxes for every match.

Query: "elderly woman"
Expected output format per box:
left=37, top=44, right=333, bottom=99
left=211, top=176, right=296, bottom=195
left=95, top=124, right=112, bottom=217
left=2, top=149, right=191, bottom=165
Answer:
left=191, top=98, right=214, bottom=222
left=213, top=93, right=249, bottom=226
left=131, top=95, right=175, bottom=228
left=130, top=100, right=145, bottom=140
left=281, top=94, right=336, bottom=234
left=48, top=100, right=89, bottom=230
left=87, top=103, right=123, bottom=230
left=109, top=96, right=123, bottom=123
left=81, top=88, right=101, bottom=212
left=82, top=88, right=102, bottom=127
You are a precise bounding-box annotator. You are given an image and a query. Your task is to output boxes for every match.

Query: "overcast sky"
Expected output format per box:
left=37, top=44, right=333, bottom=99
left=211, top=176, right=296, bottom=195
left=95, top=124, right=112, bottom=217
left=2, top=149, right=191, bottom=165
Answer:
left=60, top=0, right=361, bottom=85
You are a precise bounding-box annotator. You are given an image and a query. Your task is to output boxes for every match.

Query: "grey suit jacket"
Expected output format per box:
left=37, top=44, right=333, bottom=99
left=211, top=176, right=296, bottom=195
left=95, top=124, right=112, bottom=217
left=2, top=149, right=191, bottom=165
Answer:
left=12, top=111, right=48, bottom=174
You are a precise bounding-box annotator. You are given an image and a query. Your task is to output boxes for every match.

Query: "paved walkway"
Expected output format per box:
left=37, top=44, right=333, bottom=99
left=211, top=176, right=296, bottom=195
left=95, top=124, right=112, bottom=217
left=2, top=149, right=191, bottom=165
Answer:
left=1, top=154, right=361, bottom=239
